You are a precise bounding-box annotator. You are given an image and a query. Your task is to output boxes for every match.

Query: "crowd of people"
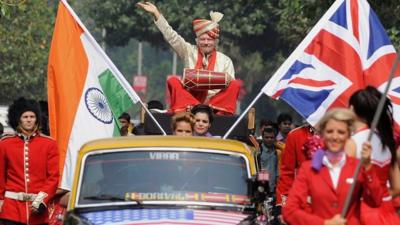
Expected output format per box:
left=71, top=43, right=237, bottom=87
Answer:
left=2, top=86, right=400, bottom=224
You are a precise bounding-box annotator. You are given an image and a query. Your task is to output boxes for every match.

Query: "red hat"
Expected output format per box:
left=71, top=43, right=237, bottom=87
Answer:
left=193, top=11, right=223, bottom=39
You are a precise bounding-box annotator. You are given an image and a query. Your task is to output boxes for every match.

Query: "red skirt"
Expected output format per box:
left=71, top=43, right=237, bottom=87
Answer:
left=360, top=200, right=400, bottom=225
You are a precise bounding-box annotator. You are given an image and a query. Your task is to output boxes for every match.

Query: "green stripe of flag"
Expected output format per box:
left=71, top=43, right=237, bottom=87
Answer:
left=98, top=69, right=134, bottom=136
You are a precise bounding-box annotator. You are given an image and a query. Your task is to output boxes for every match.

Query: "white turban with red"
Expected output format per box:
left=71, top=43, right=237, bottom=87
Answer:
left=192, top=11, right=224, bottom=39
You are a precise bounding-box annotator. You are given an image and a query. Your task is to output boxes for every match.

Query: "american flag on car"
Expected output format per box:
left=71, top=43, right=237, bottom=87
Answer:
left=81, top=209, right=249, bottom=225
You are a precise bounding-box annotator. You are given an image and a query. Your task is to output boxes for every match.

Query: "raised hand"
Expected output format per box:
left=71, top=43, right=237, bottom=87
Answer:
left=136, top=2, right=161, bottom=20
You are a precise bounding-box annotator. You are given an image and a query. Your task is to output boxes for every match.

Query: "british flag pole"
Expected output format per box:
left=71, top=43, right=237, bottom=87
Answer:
left=341, top=52, right=400, bottom=218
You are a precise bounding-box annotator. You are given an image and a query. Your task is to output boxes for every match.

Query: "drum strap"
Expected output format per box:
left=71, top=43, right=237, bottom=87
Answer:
left=195, top=49, right=216, bottom=71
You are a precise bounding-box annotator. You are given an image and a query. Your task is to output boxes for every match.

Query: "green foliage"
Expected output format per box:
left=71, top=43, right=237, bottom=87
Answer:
left=0, top=0, right=55, bottom=104
left=369, top=0, right=400, bottom=50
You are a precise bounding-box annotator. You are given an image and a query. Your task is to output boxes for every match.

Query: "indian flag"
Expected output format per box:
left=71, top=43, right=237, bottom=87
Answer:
left=47, top=0, right=141, bottom=190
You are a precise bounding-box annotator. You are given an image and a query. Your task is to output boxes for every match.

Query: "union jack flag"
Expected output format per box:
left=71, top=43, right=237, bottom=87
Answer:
left=81, top=209, right=249, bottom=225
left=262, top=0, right=400, bottom=126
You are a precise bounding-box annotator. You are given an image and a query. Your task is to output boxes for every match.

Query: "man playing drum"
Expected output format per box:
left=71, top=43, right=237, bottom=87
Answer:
left=137, top=2, right=240, bottom=115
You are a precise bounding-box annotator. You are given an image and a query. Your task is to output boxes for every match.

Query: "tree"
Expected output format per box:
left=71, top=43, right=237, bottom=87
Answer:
left=0, top=0, right=56, bottom=104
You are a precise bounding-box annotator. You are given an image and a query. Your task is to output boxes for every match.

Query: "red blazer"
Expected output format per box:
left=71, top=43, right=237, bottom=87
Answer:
left=283, top=157, right=382, bottom=225
left=276, top=126, right=312, bottom=205
left=0, top=133, right=59, bottom=224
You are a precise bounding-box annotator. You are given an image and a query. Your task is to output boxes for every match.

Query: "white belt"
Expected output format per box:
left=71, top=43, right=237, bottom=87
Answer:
left=5, top=191, right=37, bottom=201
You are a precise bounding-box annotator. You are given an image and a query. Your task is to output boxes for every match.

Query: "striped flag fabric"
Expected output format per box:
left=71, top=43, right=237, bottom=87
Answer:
left=47, top=0, right=140, bottom=190
left=81, top=209, right=249, bottom=225
left=262, top=0, right=400, bottom=126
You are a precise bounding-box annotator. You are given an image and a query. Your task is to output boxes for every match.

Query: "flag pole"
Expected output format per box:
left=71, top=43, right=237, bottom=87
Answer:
left=341, top=52, right=400, bottom=217
left=223, top=92, right=263, bottom=139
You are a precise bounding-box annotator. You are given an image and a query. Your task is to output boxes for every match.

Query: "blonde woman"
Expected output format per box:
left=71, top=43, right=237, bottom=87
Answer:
left=283, top=108, right=382, bottom=225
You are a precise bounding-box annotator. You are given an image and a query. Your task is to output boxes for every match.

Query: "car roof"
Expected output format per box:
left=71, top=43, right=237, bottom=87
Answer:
left=76, top=136, right=256, bottom=174
left=79, top=135, right=252, bottom=154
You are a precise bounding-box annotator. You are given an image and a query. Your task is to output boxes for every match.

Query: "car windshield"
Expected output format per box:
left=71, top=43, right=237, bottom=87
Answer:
left=78, top=149, right=250, bottom=206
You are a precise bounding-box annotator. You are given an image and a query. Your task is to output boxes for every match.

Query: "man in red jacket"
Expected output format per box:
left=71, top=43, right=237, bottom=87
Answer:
left=276, top=125, right=315, bottom=205
left=275, top=124, right=315, bottom=223
left=0, top=98, right=59, bottom=224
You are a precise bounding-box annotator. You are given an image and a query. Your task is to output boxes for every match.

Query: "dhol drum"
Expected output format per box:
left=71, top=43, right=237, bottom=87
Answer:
left=182, top=68, right=231, bottom=91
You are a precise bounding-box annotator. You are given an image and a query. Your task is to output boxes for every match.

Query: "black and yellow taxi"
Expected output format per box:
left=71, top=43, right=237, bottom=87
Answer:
left=64, top=136, right=269, bottom=225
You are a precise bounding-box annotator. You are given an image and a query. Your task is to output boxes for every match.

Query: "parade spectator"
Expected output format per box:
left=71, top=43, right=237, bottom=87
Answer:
left=0, top=97, right=59, bottom=224
left=257, top=119, right=278, bottom=141
left=256, top=120, right=285, bottom=177
left=276, top=113, right=293, bottom=142
left=171, top=112, right=195, bottom=136
left=137, top=2, right=240, bottom=115
left=118, top=112, right=135, bottom=136
left=283, top=108, right=382, bottom=225
left=346, top=86, right=400, bottom=224
left=191, top=104, right=214, bottom=137
left=258, top=127, right=279, bottom=193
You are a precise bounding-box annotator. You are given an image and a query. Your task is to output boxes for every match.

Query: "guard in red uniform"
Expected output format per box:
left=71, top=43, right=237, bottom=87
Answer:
left=276, top=125, right=315, bottom=206
left=0, top=98, right=59, bottom=224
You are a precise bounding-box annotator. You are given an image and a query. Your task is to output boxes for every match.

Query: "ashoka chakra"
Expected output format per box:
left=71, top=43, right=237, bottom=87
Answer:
left=84, top=87, right=113, bottom=124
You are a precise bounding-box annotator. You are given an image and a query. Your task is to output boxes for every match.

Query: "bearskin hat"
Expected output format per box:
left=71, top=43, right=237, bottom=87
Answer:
left=8, top=97, right=41, bottom=130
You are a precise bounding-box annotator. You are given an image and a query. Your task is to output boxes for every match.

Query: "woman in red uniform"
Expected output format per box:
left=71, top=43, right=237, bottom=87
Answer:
left=283, top=108, right=382, bottom=225
left=346, top=86, right=400, bottom=224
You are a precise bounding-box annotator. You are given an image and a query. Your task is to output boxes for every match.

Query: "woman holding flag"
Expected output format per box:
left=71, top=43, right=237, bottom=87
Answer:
left=283, top=108, right=382, bottom=225
left=346, top=86, right=400, bottom=224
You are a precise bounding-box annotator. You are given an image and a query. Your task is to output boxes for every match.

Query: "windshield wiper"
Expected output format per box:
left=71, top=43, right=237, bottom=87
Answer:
left=184, top=204, right=252, bottom=212
left=84, top=194, right=144, bottom=207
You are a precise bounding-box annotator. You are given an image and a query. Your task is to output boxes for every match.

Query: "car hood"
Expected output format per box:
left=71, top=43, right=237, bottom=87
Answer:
left=80, top=208, right=249, bottom=224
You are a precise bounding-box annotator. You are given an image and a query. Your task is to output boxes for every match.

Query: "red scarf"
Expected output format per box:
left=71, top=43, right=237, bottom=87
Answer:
left=195, top=49, right=216, bottom=71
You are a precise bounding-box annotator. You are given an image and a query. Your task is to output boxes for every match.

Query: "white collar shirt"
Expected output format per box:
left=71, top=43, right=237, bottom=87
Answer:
left=322, top=153, right=346, bottom=189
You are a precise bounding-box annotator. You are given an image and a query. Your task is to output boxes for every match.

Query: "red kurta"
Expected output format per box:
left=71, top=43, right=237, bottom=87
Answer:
left=283, top=158, right=383, bottom=225
left=0, top=133, right=59, bottom=224
left=276, top=126, right=313, bottom=205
